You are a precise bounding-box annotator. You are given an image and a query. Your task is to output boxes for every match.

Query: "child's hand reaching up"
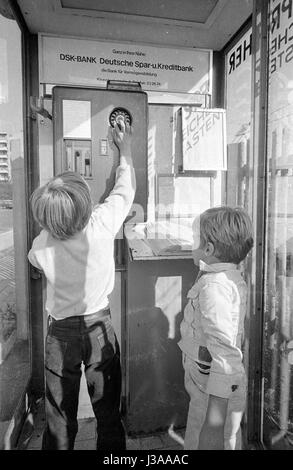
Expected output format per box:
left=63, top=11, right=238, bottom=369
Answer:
left=112, top=119, right=132, bottom=157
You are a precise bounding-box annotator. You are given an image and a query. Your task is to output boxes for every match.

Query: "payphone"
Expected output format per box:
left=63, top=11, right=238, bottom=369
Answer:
left=52, top=81, right=148, bottom=219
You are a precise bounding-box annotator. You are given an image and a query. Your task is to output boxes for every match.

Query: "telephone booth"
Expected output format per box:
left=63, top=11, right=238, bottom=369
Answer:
left=0, top=0, right=292, bottom=451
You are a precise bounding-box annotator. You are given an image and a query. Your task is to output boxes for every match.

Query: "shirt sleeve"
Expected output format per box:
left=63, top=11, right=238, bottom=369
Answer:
left=198, top=281, right=243, bottom=398
left=28, top=236, right=43, bottom=271
left=92, top=163, right=136, bottom=236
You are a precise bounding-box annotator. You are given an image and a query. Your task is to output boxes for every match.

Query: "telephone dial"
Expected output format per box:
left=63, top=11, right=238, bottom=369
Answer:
left=109, top=107, right=132, bottom=128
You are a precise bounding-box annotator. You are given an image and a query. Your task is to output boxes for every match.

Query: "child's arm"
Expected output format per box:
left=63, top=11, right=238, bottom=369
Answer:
left=198, top=394, right=228, bottom=450
left=93, top=120, right=136, bottom=235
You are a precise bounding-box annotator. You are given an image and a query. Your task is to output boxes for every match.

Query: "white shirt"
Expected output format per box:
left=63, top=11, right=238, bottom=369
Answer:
left=28, top=164, right=135, bottom=320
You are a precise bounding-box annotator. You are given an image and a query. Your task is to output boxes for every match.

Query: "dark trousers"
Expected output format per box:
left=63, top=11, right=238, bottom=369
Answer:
left=42, top=309, right=126, bottom=450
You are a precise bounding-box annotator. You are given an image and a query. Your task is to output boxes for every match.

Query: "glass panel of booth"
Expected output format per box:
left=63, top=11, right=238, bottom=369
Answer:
left=225, top=26, right=252, bottom=209
left=262, top=0, right=293, bottom=449
left=224, top=21, right=254, bottom=448
left=0, top=14, right=30, bottom=447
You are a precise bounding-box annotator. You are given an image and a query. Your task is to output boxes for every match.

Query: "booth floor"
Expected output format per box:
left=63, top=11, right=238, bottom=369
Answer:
left=21, top=400, right=185, bottom=451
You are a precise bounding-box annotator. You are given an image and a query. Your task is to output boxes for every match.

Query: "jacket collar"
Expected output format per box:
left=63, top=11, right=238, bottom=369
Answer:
left=199, top=259, right=238, bottom=273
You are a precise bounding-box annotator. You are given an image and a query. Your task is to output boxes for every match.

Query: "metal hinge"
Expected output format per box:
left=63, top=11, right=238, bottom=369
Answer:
left=30, top=96, right=52, bottom=120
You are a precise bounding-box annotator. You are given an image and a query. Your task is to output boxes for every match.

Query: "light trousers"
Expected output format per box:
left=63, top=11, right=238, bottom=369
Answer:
left=183, top=354, right=247, bottom=450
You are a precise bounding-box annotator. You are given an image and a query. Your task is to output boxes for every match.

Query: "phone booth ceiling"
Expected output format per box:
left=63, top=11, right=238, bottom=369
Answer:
left=10, top=0, right=252, bottom=49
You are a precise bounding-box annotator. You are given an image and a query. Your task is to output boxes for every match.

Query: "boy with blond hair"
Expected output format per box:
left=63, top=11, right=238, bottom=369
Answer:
left=28, top=121, right=135, bottom=450
left=178, top=206, right=253, bottom=450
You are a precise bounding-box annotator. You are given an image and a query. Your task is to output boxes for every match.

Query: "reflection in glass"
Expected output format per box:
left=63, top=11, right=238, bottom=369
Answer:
left=0, top=14, right=30, bottom=448
left=263, top=0, right=293, bottom=447
left=147, top=104, right=223, bottom=249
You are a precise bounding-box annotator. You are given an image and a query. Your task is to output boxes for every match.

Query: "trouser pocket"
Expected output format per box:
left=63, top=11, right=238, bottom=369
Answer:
left=86, top=316, right=118, bottom=366
left=183, top=355, right=209, bottom=395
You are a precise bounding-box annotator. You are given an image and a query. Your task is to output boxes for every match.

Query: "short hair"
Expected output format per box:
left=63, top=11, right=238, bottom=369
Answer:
left=30, top=172, right=92, bottom=240
left=199, top=206, right=254, bottom=264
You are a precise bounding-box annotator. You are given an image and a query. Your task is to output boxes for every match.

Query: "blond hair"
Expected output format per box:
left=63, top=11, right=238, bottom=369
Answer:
left=199, top=206, right=253, bottom=264
left=30, top=172, right=92, bottom=240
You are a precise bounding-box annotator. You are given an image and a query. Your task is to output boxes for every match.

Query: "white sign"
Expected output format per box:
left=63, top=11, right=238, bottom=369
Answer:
left=182, top=107, right=227, bottom=171
left=39, top=34, right=212, bottom=94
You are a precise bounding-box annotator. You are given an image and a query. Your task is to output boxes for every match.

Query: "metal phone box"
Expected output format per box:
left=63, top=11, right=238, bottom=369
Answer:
left=52, top=84, right=148, bottom=222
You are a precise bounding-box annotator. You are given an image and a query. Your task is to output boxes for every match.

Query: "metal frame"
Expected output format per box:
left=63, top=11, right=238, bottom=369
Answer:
left=24, top=34, right=45, bottom=401
left=245, top=0, right=269, bottom=449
